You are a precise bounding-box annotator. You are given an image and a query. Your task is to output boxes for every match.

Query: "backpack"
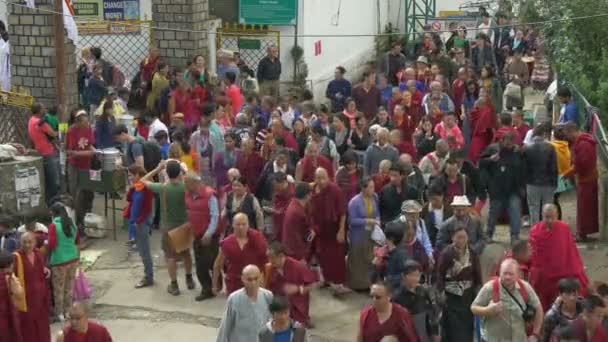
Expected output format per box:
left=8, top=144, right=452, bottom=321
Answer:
left=491, top=276, right=529, bottom=303
left=130, top=138, right=162, bottom=172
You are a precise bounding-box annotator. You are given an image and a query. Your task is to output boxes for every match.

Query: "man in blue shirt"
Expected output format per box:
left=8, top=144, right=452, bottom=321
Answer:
left=0, top=215, right=19, bottom=253
left=557, top=87, right=579, bottom=125
left=325, top=66, right=352, bottom=112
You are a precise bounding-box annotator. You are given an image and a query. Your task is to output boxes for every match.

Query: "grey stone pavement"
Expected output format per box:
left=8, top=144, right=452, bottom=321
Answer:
left=49, top=90, right=608, bottom=341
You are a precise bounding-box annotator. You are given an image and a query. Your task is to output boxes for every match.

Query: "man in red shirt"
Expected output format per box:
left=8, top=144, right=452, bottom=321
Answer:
left=66, top=110, right=96, bottom=228
left=493, top=112, right=522, bottom=145
left=27, top=103, right=59, bottom=205
left=212, top=213, right=268, bottom=295
left=512, top=110, right=530, bottom=146
left=571, top=295, right=607, bottom=342
left=225, top=71, right=243, bottom=116
left=357, top=281, right=419, bottom=341
left=56, top=302, right=112, bottom=342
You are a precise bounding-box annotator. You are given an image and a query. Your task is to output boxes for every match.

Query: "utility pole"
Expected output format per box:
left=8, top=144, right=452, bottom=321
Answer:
left=53, top=0, right=67, bottom=122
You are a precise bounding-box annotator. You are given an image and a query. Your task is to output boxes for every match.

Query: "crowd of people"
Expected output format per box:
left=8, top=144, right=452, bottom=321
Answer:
left=1, top=7, right=607, bottom=342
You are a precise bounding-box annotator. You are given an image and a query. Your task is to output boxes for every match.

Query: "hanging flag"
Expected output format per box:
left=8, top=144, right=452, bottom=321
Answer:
left=63, top=0, right=79, bottom=45
left=314, top=40, right=322, bottom=56
left=22, top=0, right=78, bottom=44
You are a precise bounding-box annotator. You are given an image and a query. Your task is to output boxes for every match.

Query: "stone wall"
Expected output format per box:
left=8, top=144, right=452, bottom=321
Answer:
left=152, top=0, right=218, bottom=68
left=8, top=1, right=78, bottom=111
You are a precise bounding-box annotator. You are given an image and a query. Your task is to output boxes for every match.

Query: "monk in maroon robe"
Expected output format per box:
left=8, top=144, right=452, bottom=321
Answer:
left=271, top=118, right=299, bottom=151
left=357, top=282, right=419, bottom=342
left=493, top=126, right=522, bottom=145
left=0, top=252, right=22, bottom=342
left=393, top=104, right=417, bottom=159
left=564, top=123, right=599, bottom=239
left=468, top=97, right=496, bottom=164
left=492, top=240, right=531, bottom=280
left=266, top=242, right=318, bottom=327
left=212, top=213, right=268, bottom=295
left=529, top=204, right=589, bottom=311
left=13, top=233, right=51, bottom=342
left=311, top=168, right=348, bottom=289
left=282, top=183, right=316, bottom=262
left=236, top=138, right=265, bottom=192
left=56, top=302, right=112, bottom=342
left=296, top=141, right=334, bottom=182
left=270, top=175, right=294, bottom=242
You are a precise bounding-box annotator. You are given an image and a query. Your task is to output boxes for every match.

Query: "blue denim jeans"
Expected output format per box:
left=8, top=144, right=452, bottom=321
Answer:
left=487, top=194, right=522, bottom=241
left=43, top=151, right=60, bottom=205
left=136, top=216, right=154, bottom=281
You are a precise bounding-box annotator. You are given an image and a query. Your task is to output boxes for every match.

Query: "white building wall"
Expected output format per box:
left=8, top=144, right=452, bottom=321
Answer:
left=275, top=0, right=474, bottom=101
left=274, top=0, right=380, bottom=101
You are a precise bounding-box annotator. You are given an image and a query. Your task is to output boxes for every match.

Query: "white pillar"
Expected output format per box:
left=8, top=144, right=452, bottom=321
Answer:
left=207, top=21, right=217, bottom=75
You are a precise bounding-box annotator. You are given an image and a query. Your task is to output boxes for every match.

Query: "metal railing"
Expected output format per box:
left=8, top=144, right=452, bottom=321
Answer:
left=216, top=24, right=281, bottom=77
left=0, top=88, right=34, bottom=145
left=76, top=20, right=153, bottom=84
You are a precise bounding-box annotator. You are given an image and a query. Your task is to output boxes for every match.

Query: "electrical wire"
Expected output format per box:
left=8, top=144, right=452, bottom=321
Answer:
left=4, top=0, right=608, bottom=38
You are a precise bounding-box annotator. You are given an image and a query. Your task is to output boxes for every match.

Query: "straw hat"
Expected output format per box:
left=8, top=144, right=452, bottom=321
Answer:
left=450, top=195, right=472, bottom=207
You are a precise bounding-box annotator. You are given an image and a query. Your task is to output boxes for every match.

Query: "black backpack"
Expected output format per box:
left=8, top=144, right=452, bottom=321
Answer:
left=130, top=138, right=162, bottom=172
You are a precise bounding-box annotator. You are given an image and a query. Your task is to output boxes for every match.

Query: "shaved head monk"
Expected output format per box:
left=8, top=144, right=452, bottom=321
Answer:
left=311, top=167, right=350, bottom=295
left=563, top=121, right=599, bottom=241
left=295, top=141, right=334, bottom=182
left=529, top=204, right=589, bottom=311
left=55, top=302, right=112, bottom=342
left=265, top=242, right=318, bottom=327
left=216, top=265, right=274, bottom=342
left=282, top=182, right=315, bottom=262
left=212, top=213, right=268, bottom=296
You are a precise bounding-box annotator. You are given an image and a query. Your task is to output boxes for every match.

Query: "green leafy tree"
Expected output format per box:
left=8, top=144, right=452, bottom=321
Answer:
left=514, top=0, right=608, bottom=124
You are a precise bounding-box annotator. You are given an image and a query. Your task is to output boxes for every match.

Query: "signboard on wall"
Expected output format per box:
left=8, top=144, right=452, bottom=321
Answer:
left=239, top=0, right=297, bottom=25
left=72, top=0, right=103, bottom=19
left=73, top=0, right=140, bottom=21
left=103, top=0, right=139, bottom=21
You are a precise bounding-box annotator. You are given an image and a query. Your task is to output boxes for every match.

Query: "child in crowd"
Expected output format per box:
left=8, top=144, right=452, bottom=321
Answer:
left=155, top=130, right=170, bottom=160
left=17, top=216, right=48, bottom=250
left=43, top=106, right=59, bottom=132
left=0, top=215, right=19, bottom=253
left=125, top=165, right=155, bottom=288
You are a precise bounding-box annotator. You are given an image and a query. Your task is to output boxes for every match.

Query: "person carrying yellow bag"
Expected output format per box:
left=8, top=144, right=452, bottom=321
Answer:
left=0, top=250, right=25, bottom=341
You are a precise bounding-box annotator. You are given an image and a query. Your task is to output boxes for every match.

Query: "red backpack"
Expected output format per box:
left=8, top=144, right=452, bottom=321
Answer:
left=490, top=276, right=529, bottom=303
left=491, top=276, right=534, bottom=335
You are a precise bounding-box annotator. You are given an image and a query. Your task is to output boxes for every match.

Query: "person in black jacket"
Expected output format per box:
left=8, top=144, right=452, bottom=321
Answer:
left=452, top=148, right=480, bottom=202
left=379, top=162, right=420, bottom=225
left=420, top=186, right=453, bottom=246
left=392, top=260, right=440, bottom=342
left=523, top=123, right=558, bottom=225
left=479, top=131, right=525, bottom=243
left=255, top=150, right=295, bottom=202
left=429, top=158, right=476, bottom=206
left=542, top=278, right=584, bottom=342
